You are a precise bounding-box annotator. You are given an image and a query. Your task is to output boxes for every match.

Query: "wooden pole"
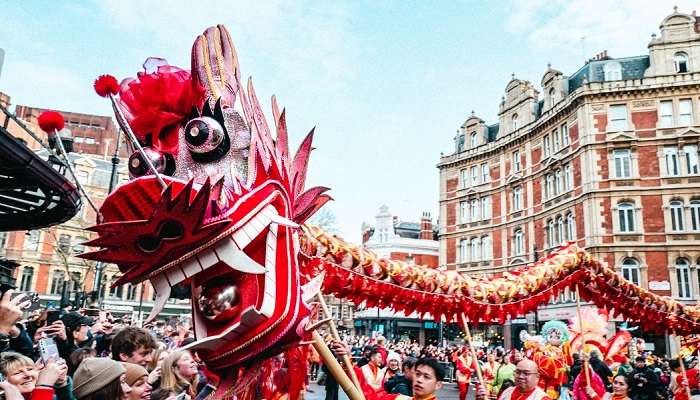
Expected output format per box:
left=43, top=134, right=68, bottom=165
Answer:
left=311, top=330, right=366, bottom=400
left=316, top=293, right=363, bottom=391
left=575, top=285, right=591, bottom=387
left=460, top=313, right=485, bottom=387
left=674, top=331, right=693, bottom=400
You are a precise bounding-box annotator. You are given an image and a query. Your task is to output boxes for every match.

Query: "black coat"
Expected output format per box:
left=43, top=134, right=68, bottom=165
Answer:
left=384, top=373, right=412, bottom=396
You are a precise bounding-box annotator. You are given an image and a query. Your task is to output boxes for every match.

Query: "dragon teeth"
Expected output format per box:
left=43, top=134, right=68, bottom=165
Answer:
left=144, top=274, right=171, bottom=324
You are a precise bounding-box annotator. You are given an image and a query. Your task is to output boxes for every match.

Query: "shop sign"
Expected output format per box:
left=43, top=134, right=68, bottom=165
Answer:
left=648, top=281, right=670, bottom=291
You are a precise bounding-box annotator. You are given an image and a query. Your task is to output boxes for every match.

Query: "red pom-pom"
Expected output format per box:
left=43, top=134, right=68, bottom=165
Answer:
left=38, top=111, right=65, bottom=133
left=94, top=74, right=120, bottom=97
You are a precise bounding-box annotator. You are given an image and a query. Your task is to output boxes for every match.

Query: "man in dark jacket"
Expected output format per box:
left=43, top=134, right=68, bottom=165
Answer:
left=632, top=356, right=664, bottom=400
left=384, top=357, right=416, bottom=396
left=590, top=352, right=613, bottom=391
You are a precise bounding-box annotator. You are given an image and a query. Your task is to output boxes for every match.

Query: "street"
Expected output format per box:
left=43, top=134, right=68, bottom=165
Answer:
left=304, top=382, right=463, bottom=400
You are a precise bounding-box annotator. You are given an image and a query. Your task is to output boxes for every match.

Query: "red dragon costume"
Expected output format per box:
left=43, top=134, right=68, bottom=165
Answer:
left=75, top=24, right=700, bottom=400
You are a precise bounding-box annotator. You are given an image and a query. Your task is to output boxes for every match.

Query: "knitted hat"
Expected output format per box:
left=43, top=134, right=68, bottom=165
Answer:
left=122, top=362, right=148, bottom=386
left=73, top=358, right=125, bottom=399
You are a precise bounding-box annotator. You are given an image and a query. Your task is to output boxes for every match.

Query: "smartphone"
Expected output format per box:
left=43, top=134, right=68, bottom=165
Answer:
left=46, top=309, right=62, bottom=325
left=174, top=393, right=188, bottom=400
left=84, top=308, right=100, bottom=317
left=39, top=338, right=59, bottom=363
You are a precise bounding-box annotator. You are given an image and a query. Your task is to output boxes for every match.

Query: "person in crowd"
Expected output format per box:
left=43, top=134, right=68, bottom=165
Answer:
left=112, top=327, right=157, bottom=368
left=631, top=356, right=663, bottom=400
left=57, top=312, right=93, bottom=361
left=384, top=357, right=415, bottom=396
left=492, top=349, right=516, bottom=396
left=478, top=359, right=550, bottom=400
left=151, top=350, right=200, bottom=399
left=309, top=346, right=321, bottom=381
left=146, top=347, right=170, bottom=389
left=590, top=350, right=614, bottom=392
left=572, top=355, right=606, bottom=400
left=455, top=347, right=476, bottom=400
left=0, top=352, right=72, bottom=400
left=381, top=357, right=444, bottom=400
left=69, top=348, right=97, bottom=376
left=376, top=336, right=389, bottom=364
left=584, top=373, right=634, bottom=400
left=356, top=349, right=386, bottom=399
left=73, top=357, right=131, bottom=400
left=383, top=352, right=402, bottom=384
left=123, top=362, right=152, bottom=400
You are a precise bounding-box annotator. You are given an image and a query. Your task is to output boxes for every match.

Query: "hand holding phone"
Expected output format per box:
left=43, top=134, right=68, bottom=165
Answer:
left=39, top=338, right=60, bottom=363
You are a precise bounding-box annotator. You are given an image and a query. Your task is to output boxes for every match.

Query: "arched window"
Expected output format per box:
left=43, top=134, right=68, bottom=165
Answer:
left=471, top=237, right=481, bottom=261
left=555, top=169, right=563, bottom=194
left=676, top=258, right=692, bottom=299
left=459, top=239, right=469, bottom=263
left=674, top=52, right=689, bottom=73
left=690, top=200, right=700, bottom=231
left=455, top=134, right=465, bottom=153
left=470, top=199, right=479, bottom=221
left=548, top=88, right=557, bottom=107
left=512, top=114, right=518, bottom=131
left=50, top=270, right=65, bottom=295
left=470, top=132, right=478, bottom=148
left=670, top=200, right=685, bottom=232
left=604, top=62, right=622, bottom=81
left=556, top=216, right=564, bottom=244
left=20, top=267, right=34, bottom=292
left=621, top=258, right=641, bottom=286
left=618, top=202, right=635, bottom=232
left=546, top=219, right=554, bottom=247
left=566, top=212, right=575, bottom=241
left=481, top=235, right=491, bottom=260
left=513, top=228, right=524, bottom=255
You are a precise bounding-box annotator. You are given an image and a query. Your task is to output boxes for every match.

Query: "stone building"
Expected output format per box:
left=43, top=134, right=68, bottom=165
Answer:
left=438, top=8, right=700, bottom=353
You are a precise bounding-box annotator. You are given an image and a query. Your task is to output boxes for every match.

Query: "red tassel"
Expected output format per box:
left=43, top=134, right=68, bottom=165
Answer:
left=38, top=111, right=65, bottom=133
left=94, top=74, right=120, bottom=97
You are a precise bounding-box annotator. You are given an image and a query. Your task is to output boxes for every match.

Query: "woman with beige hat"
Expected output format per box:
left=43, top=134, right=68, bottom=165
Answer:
left=72, top=358, right=131, bottom=400
left=122, top=362, right=152, bottom=400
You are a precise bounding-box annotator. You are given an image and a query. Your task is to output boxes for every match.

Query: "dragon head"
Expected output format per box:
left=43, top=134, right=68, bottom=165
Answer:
left=81, top=25, right=330, bottom=370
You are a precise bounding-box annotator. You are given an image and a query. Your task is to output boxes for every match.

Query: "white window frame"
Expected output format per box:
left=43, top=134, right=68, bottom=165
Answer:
left=459, top=201, right=468, bottom=224
left=665, top=147, right=680, bottom=176
left=513, top=228, right=524, bottom=255
left=460, top=169, right=468, bottom=188
left=608, top=104, right=628, bottom=131
left=613, top=149, right=632, bottom=178
left=552, top=128, right=560, bottom=151
left=684, top=145, right=699, bottom=175
left=621, top=258, right=641, bottom=286
left=481, top=163, right=489, bottom=183
left=659, top=100, right=674, bottom=128
left=555, top=169, right=563, bottom=194
left=564, top=164, right=573, bottom=190
left=566, top=212, right=575, bottom=241
left=674, top=52, right=689, bottom=74
left=481, top=196, right=490, bottom=220
left=604, top=62, right=622, bottom=81
left=459, top=239, right=469, bottom=263
left=471, top=165, right=479, bottom=186
left=470, top=132, right=478, bottom=148
left=679, top=99, right=693, bottom=126
left=676, top=258, right=692, bottom=299
left=512, top=114, right=518, bottom=131
left=670, top=200, right=685, bottom=232
left=513, top=150, right=521, bottom=173
left=481, top=235, right=491, bottom=260
left=545, top=174, right=554, bottom=199
left=512, top=186, right=522, bottom=211
left=471, top=237, right=481, bottom=261
left=470, top=198, right=479, bottom=221
left=618, top=202, right=636, bottom=233
left=561, top=123, right=569, bottom=146
left=690, top=200, right=700, bottom=231
left=543, top=135, right=551, bottom=157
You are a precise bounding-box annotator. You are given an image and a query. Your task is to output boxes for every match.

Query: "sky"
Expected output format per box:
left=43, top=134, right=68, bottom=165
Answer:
left=0, top=1, right=696, bottom=243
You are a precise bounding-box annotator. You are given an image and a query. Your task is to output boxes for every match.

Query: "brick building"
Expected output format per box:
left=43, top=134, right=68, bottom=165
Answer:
left=438, top=8, right=700, bottom=352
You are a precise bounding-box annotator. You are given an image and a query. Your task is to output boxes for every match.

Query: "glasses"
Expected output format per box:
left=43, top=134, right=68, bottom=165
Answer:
left=514, top=370, right=538, bottom=376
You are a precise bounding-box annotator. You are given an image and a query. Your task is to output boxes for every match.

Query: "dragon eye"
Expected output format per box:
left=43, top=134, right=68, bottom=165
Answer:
left=128, top=147, right=175, bottom=178
left=184, top=117, right=230, bottom=162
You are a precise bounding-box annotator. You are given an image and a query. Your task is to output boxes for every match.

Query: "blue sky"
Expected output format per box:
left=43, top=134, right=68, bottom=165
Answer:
left=0, top=1, right=695, bottom=242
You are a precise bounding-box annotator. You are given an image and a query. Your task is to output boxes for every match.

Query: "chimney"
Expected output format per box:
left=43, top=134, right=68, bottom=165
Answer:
left=420, top=212, right=432, bottom=240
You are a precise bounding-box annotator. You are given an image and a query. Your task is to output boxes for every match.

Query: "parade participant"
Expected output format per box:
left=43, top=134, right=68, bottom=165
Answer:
left=380, top=357, right=444, bottom=400
left=669, top=359, right=700, bottom=400
left=531, top=320, right=572, bottom=399
left=482, top=351, right=501, bottom=391
left=454, top=347, right=476, bottom=400
left=478, top=359, right=550, bottom=400
left=584, top=373, right=633, bottom=400
left=492, top=350, right=516, bottom=396
left=356, top=349, right=386, bottom=399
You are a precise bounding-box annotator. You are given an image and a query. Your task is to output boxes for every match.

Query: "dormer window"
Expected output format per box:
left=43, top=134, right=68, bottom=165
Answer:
left=604, top=61, right=622, bottom=81
left=548, top=88, right=557, bottom=107
left=675, top=52, right=689, bottom=73
left=455, top=133, right=465, bottom=153
left=512, top=114, right=518, bottom=131
left=470, top=131, right=478, bottom=148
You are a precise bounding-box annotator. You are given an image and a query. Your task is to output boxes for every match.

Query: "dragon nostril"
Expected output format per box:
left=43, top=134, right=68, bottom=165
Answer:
left=160, top=220, right=184, bottom=240
left=136, top=235, right=161, bottom=253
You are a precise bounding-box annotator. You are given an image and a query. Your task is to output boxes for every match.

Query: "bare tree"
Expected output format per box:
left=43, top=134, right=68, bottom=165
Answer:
left=308, top=207, right=339, bottom=234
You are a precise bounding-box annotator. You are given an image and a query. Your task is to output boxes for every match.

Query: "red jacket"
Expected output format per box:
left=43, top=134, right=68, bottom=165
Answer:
left=29, top=387, right=55, bottom=400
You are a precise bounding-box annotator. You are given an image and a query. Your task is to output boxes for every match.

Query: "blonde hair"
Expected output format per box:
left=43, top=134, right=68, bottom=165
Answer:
left=0, top=352, right=34, bottom=376
left=148, top=347, right=169, bottom=372
left=160, top=350, right=199, bottom=396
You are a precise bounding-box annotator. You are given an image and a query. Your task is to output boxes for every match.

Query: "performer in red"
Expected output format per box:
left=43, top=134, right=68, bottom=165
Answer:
left=381, top=358, right=444, bottom=400
left=454, top=347, right=476, bottom=400
left=530, top=321, right=572, bottom=399
left=356, top=349, right=386, bottom=400
left=671, top=359, right=700, bottom=400
left=477, top=359, right=549, bottom=400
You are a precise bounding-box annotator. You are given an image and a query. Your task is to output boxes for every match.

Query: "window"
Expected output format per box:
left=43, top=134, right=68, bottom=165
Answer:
left=470, top=199, right=479, bottom=221
left=564, top=164, right=573, bottom=190
left=679, top=99, right=693, bottom=126
left=561, top=123, right=569, bottom=146
left=685, top=145, right=699, bottom=175
left=545, top=174, right=554, bottom=199
left=471, top=166, right=479, bottom=186
left=665, top=147, right=680, bottom=176
left=687, top=200, right=700, bottom=232
left=481, top=196, right=491, bottom=219
left=471, top=238, right=481, bottom=261
left=460, top=169, right=468, bottom=188
left=58, top=234, right=71, bottom=255
left=456, top=134, right=465, bottom=153
left=481, top=236, right=491, bottom=260
left=109, top=278, right=123, bottom=299
left=670, top=200, right=685, bottom=232
left=69, top=272, right=81, bottom=292
left=566, top=212, right=575, bottom=241
left=608, top=104, right=628, bottom=131
left=555, top=169, right=563, bottom=194
left=20, top=267, right=33, bottom=292
left=543, top=135, right=551, bottom=157
left=459, top=239, right=469, bottom=263
left=618, top=202, right=635, bottom=232
left=613, top=149, right=632, bottom=178
left=470, top=132, right=478, bottom=148
left=481, top=163, right=489, bottom=183
left=85, top=137, right=95, bottom=145
left=512, top=114, right=518, bottom=131
left=676, top=258, right=692, bottom=299
left=674, top=52, right=689, bottom=73
left=50, top=270, right=65, bottom=295
left=512, top=187, right=522, bottom=211
left=553, top=129, right=560, bottom=151
left=513, top=151, right=521, bottom=172
left=548, top=88, right=556, bottom=107
left=127, top=284, right=138, bottom=301
left=459, top=201, right=468, bottom=224
left=621, top=258, right=641, bottom=286
left=556, top=216, right=564, bottom=244
left=24, top=230, right=41, bottom=251
left=659, top=101, right=673, bottom=127
left=604, top=61, right=622, bottom=81
left=513, top=228, right=524, bottom=255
